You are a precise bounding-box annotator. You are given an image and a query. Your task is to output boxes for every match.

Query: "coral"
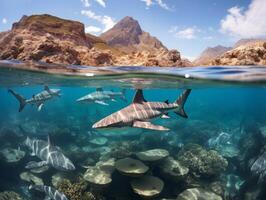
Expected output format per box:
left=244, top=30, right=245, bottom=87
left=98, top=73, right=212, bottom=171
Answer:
left=0, top=191, right=22, bottom=200
left=178, top=144, right=228, bottom=177
left=57, top=178, right=90, bottom=200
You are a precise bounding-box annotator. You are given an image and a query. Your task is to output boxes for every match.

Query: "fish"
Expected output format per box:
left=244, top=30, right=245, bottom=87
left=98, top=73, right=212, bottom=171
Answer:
left=8, top=85, right=61, bottom=112
left=92, top=89, right=191, bottom=131
left=76, top=88, right=126, bottom=105
left=29, top=184, right=69, bottom=200
left=251, top=151, right=266, bottom=183
left=24, top=135, right=75, bottom=171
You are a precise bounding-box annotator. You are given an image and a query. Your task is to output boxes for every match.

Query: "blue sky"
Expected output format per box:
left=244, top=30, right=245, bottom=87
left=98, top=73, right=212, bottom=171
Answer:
left=0, top=0, right=265, bottom=59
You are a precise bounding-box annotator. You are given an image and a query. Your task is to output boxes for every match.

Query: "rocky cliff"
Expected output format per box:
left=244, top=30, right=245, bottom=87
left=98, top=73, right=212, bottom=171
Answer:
left=0, top=14, right=188, bottom=67
left=212, top=41, right=266, bottom=66
left=194, top=45, right=232, bottom=66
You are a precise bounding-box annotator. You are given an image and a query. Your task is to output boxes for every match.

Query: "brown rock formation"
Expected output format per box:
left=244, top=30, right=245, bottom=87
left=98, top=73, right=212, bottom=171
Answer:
left=0, top=14, right=187, bottom=67
left=194, top=45, right=232, bottom=66
left=100, top=16, right=167, bottom=53
left=212, top=41, right=266, bottom=66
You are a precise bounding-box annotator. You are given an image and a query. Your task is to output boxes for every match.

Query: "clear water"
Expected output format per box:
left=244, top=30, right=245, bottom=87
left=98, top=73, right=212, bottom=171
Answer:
left=1, top=65, right=266, bottom=200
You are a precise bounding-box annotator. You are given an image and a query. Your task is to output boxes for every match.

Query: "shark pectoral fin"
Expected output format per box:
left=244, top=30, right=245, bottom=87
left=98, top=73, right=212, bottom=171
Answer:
left=44, top=196, right=52, bottom=200
left=25, top=161, right=48, bottom=169
left=95, top=100, right=109, bottom=106
left=161, top=113, right=170, bottom=119
left=132, top=121, right=169, bottom=131
left=37, top=103, right=44, bottom=111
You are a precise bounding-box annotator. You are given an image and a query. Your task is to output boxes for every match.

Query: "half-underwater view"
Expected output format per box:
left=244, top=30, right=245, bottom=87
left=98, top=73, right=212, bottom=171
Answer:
left=1, top=0, right=266, bottom=200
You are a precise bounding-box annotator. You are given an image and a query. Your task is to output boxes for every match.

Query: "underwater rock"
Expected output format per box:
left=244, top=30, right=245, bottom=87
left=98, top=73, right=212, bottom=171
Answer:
left=96, top=158, right=115, bottom=174
left=0, top=147, right=25, bottom=163
left=20, top=171, right=44, bottom=185
left=178, top=144, right=228, bottom=177
left=159, top=157, right=189, bottom=183
left=83, top=166, right=112, bottom=187
left=57, top=179, right=89, bottom=200
left=176, top=188, right=222, bottom=200
left=89, top=137, right=108, bottom=146
left=0, top=191, right=23, bottom=200
left=136, top=148, right=169, bottom=162
left=52, top=172, right=74, bottom=188
left=115, top=157, right=149, bottom=177
left=130, top=175, right=164, bottom=198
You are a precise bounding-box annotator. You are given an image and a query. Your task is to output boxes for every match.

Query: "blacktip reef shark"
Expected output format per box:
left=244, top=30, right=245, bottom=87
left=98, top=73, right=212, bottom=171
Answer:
left=29, top=184, right=69, bottom=200
left=24, top=135, right=75, bottom=171
left=76, top=88, right=126, bottom=105
left=92, top=89, right=191, bottom=131
left=8, top=86, right=61, bottom=112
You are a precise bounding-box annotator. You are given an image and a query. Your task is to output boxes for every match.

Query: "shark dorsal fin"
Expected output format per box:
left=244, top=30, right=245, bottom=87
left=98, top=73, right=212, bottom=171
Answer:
left=133, top=89, right=146, bottom=104
left=44, top=85, right=51, bottom=92
left=96, top=88, right=103, bottom=92
left=165, top=100, right=169, bottom=104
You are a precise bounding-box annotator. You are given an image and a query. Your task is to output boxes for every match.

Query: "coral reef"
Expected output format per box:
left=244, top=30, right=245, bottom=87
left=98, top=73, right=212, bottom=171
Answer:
left=0, top=191, right=22, bottom=200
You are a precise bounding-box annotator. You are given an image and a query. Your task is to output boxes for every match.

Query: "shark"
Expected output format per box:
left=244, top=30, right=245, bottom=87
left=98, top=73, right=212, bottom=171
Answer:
left=76, top=88, right=126, bottom=105
left=24, top=135, right=75, bottom=171
left=92, top=89, right=191, bottom=131
left=29, top=184, right=69, bottom=200
left=8, top=85, right=61, bottom=112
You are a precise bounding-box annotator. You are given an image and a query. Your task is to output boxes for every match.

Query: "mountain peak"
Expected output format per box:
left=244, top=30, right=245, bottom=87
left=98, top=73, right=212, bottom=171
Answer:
left=100, top=16, right=166, bottom=53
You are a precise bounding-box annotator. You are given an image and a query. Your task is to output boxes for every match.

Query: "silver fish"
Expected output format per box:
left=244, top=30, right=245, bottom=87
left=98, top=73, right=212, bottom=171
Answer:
left=8, top=85, right=61, bottom=112
left=24, top=135, right=75, bottom=171
left=76, top=88, right=126, bottom=105
left=92, top=89, right=191, bottom=131
left=29, top=184, right=69, bottom=200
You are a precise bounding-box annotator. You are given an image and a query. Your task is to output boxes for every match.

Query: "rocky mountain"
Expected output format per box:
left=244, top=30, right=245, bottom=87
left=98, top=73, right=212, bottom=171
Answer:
left=194, top=45, right=232, bottom=65
left=100, top=16, right=167, bottom=53
left=212, top=41, right=266, bottom=66
left=0, top=14, right=189, bottom=67
left=233, top=38, right=266, bottom=48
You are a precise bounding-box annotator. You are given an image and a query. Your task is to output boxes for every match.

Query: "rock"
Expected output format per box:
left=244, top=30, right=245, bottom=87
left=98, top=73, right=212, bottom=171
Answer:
left=20, top=172, right=43, bottom=185
left=89, top=137, right=108, bottom=146
left=0, top=147, right=25, bottom=163
left=136, top=149, right=169, bottom=162
left=83, top=166, right=112, bottom=187
left=176, top=188, right=222, bottom=200
left=159, top=157, right=189, bottom=182
left=130, top=175, right=164, bottom=198
left=0, top=191, right=22, bottom=200
left=96, top=158, right=115, bottom=174
left=30, top=164, right=49, bottom=174
left=178, top=144, right=228, bottom=177
left=115, top=157, right=149, bottom=177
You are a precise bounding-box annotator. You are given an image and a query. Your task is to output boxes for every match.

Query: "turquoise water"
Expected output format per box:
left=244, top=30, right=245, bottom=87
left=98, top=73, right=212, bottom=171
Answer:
left=1, top=65, right=266, bottom=199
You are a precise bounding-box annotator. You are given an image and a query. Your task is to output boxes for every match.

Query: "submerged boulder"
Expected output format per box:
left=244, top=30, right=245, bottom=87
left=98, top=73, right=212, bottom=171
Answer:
left=83, top=166, right=112, bottom=187
left=20, top=172, right=44, bottom=185
left=130, top=175, right=164, bottom=198
left=178, top=144, right=228, bottom=177
left=115, top=157, right=149, bottom=177
left=177, top=188, right=222, bottom=200
left=89, top=137, right=108, bottom=146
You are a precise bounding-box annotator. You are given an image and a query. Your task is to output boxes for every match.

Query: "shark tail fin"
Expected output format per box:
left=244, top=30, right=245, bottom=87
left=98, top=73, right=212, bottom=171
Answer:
left=120, top=89, right=127, bottom=102
left=8, top=89, right=27, bottom=112
left=174, top=89, right=191, bottom=118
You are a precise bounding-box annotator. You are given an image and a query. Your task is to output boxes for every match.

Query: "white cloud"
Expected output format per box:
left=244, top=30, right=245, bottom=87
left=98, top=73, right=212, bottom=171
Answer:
left=95, top=0, right=106, bottom=7
left=220, top=0, right=266, bottom=38
left=81, top=0, right=106, bottom=8
left=81, top=0, right=90, bottom=7
left=175, top=27, right=198, bottom=39
left=85, top=25, right=102, bottom=34
left=140, top=0, right=170, bottom=10
left=2, top=18, right=7, bottom=24
left=81, top=10, right=115, bottom=32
